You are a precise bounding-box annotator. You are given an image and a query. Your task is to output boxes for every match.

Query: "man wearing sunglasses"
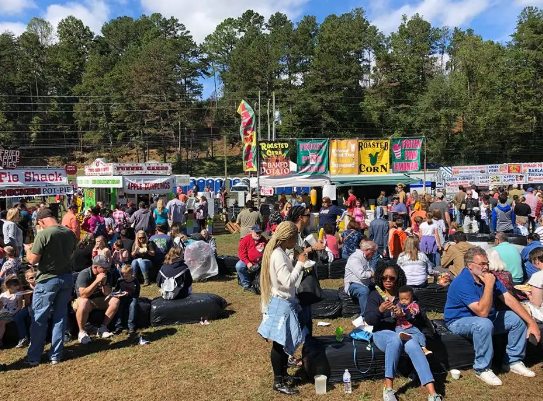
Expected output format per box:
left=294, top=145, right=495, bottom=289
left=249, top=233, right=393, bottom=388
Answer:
left=444, top=247, right=540, bottom=386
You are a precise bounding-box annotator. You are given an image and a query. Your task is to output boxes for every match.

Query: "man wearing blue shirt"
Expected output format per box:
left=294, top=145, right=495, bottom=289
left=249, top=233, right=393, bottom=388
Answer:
left=444, top=247, right=540, bottom=386
left=521, top=233, right=543, bottom=280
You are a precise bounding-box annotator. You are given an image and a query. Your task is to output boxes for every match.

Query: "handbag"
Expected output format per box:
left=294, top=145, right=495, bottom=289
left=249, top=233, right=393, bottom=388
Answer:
left=297, top=269, right=324, bottom=306
left=350, top=327, right=374, bottom=374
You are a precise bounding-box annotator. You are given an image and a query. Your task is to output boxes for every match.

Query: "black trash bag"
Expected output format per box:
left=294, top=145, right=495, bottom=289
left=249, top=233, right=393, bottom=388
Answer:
left=338, top=286, right=361, bottom=317
left=413, top=284, right=449, bottom=313
left=3, top=322, right=21, bottom=345
left=218, top=255, right=239, bottom=274
left=252, top=271, right=261, bottom=295
left=506, top=234, right=527, bottom=246
left=297, top=269, right=324, bottom=306
left=311, top=289, right=342, bottom=319
left=428, top=319, right=475, bottom=370
left=150, top=293, right=227, bottom=327
left=315, top=262, right=329, bottom=280
left=135, top=297, right=152, bottom=329
left=329, top=259, right=347, bottom=279
left=302, top=336, right=386, bottom=383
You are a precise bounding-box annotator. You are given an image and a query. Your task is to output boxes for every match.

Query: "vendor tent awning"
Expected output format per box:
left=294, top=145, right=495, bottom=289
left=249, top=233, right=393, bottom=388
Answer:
left=258, top=174, right=331, bottom=188
left=331, top=173, right=421, bottom=187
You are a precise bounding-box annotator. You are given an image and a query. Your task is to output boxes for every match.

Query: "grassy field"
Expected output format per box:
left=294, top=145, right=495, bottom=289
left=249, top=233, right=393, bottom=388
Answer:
left=0, top=233, right=542, bottom=400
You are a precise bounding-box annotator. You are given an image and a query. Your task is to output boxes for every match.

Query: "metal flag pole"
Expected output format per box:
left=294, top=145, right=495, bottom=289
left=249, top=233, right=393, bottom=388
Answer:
left=423, top=136, right=427, bottom=194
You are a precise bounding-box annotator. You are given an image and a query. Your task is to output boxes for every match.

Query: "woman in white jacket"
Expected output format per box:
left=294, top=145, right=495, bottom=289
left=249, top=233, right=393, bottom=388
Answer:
left=2, top=208, right=23, bottom=256
left=257, top=221, right=308, bottom=395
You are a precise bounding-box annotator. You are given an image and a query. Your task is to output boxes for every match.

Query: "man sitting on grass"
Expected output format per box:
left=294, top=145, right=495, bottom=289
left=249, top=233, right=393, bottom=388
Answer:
left=73, top=255, right=120, bottom=344
left=444, top=247, right=540, bottom=386
left=235, top=225, right=267, bottom=294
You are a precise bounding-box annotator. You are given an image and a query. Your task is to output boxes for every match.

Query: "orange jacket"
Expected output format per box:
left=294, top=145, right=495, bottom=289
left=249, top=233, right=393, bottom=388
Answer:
left=389, top=229, right=407, bottom=259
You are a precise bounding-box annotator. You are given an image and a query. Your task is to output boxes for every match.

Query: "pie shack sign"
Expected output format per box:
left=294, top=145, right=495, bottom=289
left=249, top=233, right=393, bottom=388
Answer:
left=84, top=159, right=172, bottom=176
left=0, top=168, right=68, bottom=187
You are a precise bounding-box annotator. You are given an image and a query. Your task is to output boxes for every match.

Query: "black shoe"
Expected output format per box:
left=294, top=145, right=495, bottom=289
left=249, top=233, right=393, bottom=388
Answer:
left=244, top=286, right=258, bottom=295
left=284, top=375, right=303, bottom=386
left=273, top=382, right=300, bottom=395
left=113, top=328, right=124, bottom=335
left=127, top=329, right=136, bottom=336
left=63, top=333, right=72, bottom=343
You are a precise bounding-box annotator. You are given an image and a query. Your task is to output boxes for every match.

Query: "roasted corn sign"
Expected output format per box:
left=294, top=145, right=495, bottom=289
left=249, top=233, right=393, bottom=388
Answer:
left=358, top=140, right=390, bottom=175
left=259, top=141, right=290, bottom=176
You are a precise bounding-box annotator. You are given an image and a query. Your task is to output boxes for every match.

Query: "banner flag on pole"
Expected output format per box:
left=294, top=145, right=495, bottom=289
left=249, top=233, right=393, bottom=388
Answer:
left=237, top=100, right=257, bottom=172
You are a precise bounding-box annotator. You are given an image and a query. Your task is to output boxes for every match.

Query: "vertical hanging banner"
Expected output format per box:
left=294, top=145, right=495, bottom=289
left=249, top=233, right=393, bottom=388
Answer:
left=237, top=100, right=257, bottom=172
left=358, top=140, right=390, bottom=175
left=259, top=142, right=290, bottom=176
left=297, top=140, right=329, bottom=175
left=329, top=139, right=358, bottom=175
left=391, top=137, right=423, bottom=172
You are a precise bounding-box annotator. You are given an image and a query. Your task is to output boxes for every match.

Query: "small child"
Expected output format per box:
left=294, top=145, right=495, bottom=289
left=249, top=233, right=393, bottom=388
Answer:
left=395, top=285, right=432, bottom=356
left=449, top=221, right=460, bottom=236
left=516, top=216, right=529, bottom=236
left=0, top=246, right=21, bottom=280
left=0, top=275, right=23, bottom=347
left=113, top=265, right=140, bottom=335
left=411, top=216, right=423, bottom=236
left=15, top=268, right=36, bottom=348
left=389, top=219, right=407, bottom=259
left=323, top=224, right=339, bottom=260
left=112, top=239, right=130, bottom=275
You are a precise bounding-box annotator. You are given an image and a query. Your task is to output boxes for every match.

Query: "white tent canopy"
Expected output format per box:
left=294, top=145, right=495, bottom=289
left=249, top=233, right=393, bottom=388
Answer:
left=256, top=174, right=331, bottom=188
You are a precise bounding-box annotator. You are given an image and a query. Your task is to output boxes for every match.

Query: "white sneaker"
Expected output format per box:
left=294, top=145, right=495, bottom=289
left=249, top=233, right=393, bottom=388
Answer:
left=477, top=369, right=502, bottom=386
left=503, top=361, right=536, bottom=377
left=78, top=331, right=91, bottom=344
left=98, top=326, right=114, bottom=338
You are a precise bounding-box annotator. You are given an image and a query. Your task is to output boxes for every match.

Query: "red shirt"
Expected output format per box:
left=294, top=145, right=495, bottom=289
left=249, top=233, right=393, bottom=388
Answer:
left=347, top=194, right=357, bottom=213
left=325, top=234, right=339, bottom=259
left=238, top=235, right=267, bottom=265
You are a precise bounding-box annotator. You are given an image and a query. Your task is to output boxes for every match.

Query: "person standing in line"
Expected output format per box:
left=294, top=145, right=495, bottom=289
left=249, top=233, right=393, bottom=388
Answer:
left=236, top=200, right=262, bottom=239
left=24, top=208, right=77, bottom=366
left=453, top=186, right=467, bottom=226
left=524, top=187, right=538, bottom=233
left=61, top=203, right=81, bottom=240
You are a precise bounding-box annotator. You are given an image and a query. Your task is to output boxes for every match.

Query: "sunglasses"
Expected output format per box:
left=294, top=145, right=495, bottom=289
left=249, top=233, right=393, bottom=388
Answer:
left=383, top=275, right=397, bottom=282
left=138, top=237, right=146, bottom=239
left=27, top=276, right=36, bottom=281
left=302, top=214, right=311, bottom=217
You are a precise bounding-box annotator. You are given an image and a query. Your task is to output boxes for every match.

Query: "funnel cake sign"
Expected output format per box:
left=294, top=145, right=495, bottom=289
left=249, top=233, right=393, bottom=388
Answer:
left=391, top=138, right=423, bottom=173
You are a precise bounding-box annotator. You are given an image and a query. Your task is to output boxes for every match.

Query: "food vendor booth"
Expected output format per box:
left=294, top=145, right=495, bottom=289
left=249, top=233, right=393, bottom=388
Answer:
left=0, top=167, right=73, bottom=211
left=77, top=159, right=174, bottom=208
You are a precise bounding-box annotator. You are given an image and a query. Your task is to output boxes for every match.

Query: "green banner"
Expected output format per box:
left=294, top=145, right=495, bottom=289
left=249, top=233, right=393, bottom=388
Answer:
left=391, top=137, right=423, bottom=173
left=297, top=140, right=329, bottom=175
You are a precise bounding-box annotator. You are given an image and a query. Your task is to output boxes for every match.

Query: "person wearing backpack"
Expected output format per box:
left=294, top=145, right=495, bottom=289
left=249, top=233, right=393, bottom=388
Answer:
left=156, top=247, right=193, bottom=300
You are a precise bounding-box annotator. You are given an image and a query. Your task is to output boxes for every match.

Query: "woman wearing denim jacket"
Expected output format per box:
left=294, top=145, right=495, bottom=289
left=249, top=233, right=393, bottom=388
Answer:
left=364, top=262, right=443, bottom=401
left=257, top=221, right=308, bottom=396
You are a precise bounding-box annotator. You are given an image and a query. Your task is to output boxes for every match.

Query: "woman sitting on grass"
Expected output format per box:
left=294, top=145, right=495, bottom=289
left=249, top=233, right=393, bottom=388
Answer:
left=257, top=221, right=308, bottom=395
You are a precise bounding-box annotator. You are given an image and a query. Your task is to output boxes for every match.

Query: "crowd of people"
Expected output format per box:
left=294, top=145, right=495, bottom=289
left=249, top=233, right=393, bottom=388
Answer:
left=0, top=190, right=216, bottom=366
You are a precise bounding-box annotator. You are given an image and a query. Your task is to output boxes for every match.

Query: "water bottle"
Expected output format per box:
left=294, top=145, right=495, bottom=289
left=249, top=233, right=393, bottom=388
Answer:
left=343, top=369, right=352, bottom=394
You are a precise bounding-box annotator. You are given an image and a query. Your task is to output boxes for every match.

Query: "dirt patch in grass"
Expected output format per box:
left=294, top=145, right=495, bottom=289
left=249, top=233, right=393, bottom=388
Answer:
left=1, top=234, right=542, bottom=400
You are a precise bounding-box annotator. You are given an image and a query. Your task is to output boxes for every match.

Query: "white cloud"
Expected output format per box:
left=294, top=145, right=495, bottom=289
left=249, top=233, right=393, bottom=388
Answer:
left=139, top=0, right=310, bottom=43
left=0, top=21, right=27, bottom=36
left=0, top=0, right=35, bottom=15
left=371, top=0, right=491, bottom=33
left=515, top=0, right=543, bottom=5
left=45, top=0, right=110, bottom=36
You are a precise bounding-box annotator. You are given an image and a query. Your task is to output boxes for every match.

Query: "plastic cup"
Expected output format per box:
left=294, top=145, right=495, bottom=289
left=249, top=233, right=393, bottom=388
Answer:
left=370, top=205, right=375, bottom=210
left=314, top=375, right=327, bottom=394
left=450, top=369, right=461, bottom=380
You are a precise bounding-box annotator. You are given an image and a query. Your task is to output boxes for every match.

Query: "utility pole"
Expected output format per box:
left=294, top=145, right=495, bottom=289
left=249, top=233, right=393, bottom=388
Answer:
left=267, top=98, right=271, bottom=141
left=272, top=92, right=276, bottom=141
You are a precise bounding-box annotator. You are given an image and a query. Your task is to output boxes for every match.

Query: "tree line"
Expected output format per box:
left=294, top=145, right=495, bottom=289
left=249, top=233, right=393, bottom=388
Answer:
left=1, top=7, right=543, bottom=170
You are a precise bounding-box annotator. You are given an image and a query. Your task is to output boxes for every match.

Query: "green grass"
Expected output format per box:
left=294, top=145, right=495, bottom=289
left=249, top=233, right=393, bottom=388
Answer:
left=0, top=233, right=541, bottom=400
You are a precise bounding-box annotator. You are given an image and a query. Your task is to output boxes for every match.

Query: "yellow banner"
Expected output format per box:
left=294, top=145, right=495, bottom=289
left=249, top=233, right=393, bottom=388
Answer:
left=329, top=140, right=358, bottom=175
left=358, top=140, right=390, bottom=175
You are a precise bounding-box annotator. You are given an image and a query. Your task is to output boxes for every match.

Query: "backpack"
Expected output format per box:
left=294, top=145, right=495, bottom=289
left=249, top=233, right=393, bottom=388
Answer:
left=160, top=268, right=189, bottom=300
left=93, top=218, right=107, bottom=238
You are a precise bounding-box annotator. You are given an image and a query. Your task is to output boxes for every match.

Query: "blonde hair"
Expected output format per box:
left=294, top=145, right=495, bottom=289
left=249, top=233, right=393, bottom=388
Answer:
left=4, top=246, right=16, bottom=257
left=164, top=246, right=183, bottom=264
left=281, top=202, right=292, bottom=214
left=487, top=249, right=506, bottom=271
left=516, top=215, right=527, bottom=225
left=6, top=208, right=19, bottom=222
left=157, top=199, right=164, bottom=214
left=121, top=264, right=133, bottom=275
left=260, top=221, right=298, bottom=308
left=402, top=236, right=420, bottom=261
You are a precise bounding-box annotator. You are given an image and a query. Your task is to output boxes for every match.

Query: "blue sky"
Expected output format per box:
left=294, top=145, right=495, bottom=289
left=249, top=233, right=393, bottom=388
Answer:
left=0, top=0, right=541, bottom=97
left=1, top=0, right=541, bottom=43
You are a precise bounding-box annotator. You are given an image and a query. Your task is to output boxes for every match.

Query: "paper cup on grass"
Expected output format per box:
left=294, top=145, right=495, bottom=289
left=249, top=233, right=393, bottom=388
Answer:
left=314, top=375, right=327, bottom=394
left=450, top=369, right=461, bottom=380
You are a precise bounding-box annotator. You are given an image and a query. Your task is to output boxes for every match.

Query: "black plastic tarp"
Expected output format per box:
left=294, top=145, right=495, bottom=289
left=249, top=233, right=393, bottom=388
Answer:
left=329, top=259, right=347, bottom=279
left=311, top=289, right=343, bottom=319
left=338, top=286, right=361, bottom=317
left=150, top=293, right=227, bottom=327
left=414, top=284, right=449, bottom=313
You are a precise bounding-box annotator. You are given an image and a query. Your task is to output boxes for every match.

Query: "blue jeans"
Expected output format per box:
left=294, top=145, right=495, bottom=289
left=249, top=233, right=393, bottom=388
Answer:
left=115, top=297, right=137, bottom=331
left=235, top=260, right=253, bottom=289
left=395, top=325, right=426, bottom=347
left=447, top=311, right=527, bottom=372
left=27, top=273, right=73, bottom=363
left=131, top=258, right=152, bottom=275
left=14, top=306, right=31, bottom=339
left=373, top=330, right=434, bottom=385
left=348, top=282, right=370, bottom=317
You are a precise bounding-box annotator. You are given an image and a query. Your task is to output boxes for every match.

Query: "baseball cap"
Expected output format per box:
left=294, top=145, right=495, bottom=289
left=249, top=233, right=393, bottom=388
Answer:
left=527, top=187, right=534, bottom=192
left=251, top=225, right=262, bottom=233
left=92, top=254, right=110, bottom=268
left=36, top=208, right=54, bottom=220
left=436, top=192, right=444, bottom=199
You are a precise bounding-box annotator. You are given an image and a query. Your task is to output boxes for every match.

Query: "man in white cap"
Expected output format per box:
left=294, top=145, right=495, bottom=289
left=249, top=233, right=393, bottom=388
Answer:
left=73, top=254, right=120, bottom=344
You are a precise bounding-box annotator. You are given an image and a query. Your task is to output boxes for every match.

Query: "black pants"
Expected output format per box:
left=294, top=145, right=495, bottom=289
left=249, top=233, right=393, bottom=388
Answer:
left=270, top=341, right=288, bottom=381
left=529, top=216, right=536, bottom=233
